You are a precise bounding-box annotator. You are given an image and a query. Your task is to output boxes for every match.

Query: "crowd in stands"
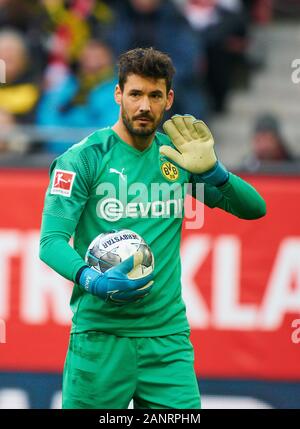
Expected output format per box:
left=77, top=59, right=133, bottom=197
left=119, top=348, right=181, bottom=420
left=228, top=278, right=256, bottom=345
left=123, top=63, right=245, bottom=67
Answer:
left=0, top=0, right=281, bottom=161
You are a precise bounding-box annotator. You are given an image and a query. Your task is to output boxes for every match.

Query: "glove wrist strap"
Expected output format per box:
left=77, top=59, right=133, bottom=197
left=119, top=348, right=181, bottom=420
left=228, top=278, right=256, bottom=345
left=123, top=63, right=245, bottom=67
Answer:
left=196, top=161, right=229, bottom=186
left=76, top=265, right=89, bottom=285
left=78, top=267, right=103, bottom=295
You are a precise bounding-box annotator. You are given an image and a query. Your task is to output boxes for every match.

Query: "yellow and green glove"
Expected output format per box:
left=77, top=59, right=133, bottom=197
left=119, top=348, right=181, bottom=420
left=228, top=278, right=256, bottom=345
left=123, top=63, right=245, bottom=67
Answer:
left=161, top=115, right=229, bottom=186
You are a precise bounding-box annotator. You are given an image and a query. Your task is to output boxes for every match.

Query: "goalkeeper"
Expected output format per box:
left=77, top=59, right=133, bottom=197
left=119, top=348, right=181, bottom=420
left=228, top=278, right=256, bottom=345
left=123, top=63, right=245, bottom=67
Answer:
left=39, top=47, right=266, bottom=409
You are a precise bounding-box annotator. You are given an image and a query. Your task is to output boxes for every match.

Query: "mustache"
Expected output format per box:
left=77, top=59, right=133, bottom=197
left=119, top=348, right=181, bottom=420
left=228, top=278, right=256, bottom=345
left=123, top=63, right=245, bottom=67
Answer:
left=133, top=114, right=154, bottom=121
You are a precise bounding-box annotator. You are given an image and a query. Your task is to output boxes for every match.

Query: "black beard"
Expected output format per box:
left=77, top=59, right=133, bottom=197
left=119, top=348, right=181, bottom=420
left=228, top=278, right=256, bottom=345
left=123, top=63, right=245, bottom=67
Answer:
left=122, top=112, right=157, bottom=137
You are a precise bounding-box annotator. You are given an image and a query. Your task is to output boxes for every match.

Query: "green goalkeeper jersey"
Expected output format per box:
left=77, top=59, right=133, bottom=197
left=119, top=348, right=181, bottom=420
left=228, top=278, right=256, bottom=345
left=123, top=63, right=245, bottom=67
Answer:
left=40, top=127, right=266, bottom=336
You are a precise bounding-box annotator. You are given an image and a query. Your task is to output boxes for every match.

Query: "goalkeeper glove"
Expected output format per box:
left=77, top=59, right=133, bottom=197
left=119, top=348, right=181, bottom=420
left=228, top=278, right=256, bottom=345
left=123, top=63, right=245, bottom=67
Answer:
left=161, top=115, right=229, bottom=186
left=78, top=251, right=154, bottom=305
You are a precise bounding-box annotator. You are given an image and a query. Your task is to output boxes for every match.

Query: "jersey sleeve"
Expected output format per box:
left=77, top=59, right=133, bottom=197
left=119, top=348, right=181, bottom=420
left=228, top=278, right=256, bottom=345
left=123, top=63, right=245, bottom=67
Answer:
left=190, top=172, right=266, bottom=220
left=40, top=148, right=95, bottom=282
left=43, top=148, right=92, bottom=222
left=40, top=214, right=87, bottom=282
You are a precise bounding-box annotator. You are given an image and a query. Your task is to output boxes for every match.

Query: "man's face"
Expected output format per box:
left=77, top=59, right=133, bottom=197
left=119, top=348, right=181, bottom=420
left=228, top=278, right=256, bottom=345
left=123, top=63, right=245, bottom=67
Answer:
left=0, top=36, right=27, bottom=83
left=253, top=132, right=283, bottom=160
left=115, top=74, right=174, bottom=137
left=79, top=42, right=112, bottom=75
left=130, top=0, right=161, bottom=13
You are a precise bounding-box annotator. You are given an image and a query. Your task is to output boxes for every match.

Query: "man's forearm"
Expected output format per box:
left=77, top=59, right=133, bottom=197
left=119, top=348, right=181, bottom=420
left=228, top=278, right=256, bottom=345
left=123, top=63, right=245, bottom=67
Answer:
left=213, top=173, right=266, bottom=219
left=39, top=214, right=86, bottom=282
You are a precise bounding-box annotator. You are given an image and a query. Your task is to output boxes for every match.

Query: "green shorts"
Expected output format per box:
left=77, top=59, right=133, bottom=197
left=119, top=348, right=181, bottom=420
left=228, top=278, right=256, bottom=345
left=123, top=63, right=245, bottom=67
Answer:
left=62, top=330, right=201, bottom=409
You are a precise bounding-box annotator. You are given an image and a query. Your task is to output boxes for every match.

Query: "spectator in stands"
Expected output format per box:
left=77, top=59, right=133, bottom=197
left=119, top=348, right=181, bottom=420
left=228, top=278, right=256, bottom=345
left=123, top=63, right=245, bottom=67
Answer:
left=241, top=0, right=273, bottom=24
left=41, top=0, right=115, bottom=65
left=0, top=29, right=41, bottom=124
left=0, top=0, right=50, bottom=74
left=181, top=0, right=249, bottom=113
left=40, top=0, right=117, bottom=93
left=0, top=109, right=30, bottom=154
left=243, top=113, right=294, bottom=170
left=37, top=38, right=119, bottom=154
left=106, top=0, right=207, bottom=119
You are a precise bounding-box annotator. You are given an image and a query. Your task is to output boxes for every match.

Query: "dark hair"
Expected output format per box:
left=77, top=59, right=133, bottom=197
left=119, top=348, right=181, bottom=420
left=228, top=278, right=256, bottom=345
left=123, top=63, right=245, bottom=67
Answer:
left=254, top=114, right=281, bottom=134
left=118, top=47, right=175, bottom=93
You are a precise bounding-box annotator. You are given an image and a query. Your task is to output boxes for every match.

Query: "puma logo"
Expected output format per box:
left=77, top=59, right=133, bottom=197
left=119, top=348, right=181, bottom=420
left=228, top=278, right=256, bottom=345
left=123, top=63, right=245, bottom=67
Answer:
left=109, top=168, right=126, bottom=181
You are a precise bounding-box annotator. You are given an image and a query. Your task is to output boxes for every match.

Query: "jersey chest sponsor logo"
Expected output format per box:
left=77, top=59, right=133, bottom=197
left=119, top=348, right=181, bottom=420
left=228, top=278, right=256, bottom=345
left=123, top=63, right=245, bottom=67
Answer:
left=97, top=198, right=184, bottom=222
left=50, top=169, right=76, bottom=197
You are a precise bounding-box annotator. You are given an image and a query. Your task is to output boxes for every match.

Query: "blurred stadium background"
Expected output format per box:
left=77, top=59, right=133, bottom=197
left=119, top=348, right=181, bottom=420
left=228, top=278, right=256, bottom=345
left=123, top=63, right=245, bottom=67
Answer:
left=0, top=0, right=300, bottom=409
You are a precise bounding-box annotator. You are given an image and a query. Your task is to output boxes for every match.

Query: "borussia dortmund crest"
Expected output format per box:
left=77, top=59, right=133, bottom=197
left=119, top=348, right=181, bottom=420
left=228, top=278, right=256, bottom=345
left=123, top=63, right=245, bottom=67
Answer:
left=160, top=160, right=179, bottom=181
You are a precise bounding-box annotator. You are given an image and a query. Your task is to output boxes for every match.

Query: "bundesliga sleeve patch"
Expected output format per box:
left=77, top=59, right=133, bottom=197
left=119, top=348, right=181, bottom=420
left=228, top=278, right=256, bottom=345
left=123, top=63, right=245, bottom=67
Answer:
left=51, top=169, right=76, bottom=197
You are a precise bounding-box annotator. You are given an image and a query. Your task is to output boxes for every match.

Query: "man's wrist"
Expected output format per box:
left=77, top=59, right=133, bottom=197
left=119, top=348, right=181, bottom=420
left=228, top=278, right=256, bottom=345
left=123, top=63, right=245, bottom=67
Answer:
left=76, top=265, right=89, bottom=284
left=196, top=161, right=229, bottom=186
left=77, top=266, right=102, bottom=295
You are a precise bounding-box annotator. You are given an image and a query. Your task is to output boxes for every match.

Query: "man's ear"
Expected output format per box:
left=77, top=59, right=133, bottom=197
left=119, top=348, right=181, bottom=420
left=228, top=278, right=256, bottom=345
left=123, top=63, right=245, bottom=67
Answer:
left=166, top=89, right=174, bottom=111
left=114, top=84, right=122, bottom=105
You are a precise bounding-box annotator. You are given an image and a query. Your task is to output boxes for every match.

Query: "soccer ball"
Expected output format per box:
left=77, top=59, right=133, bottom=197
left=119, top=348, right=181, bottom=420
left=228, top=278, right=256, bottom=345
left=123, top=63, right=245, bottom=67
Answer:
left=85, top=229, right=154, bottom=279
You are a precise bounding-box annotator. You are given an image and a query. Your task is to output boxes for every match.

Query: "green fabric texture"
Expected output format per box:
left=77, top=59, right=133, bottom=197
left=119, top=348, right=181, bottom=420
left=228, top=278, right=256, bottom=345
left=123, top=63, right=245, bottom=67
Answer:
left=62, top=330, right=201, bottom=409
left=192, top=172, right=267, bottom=219
left=40, top=215, right=84, bottom=282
